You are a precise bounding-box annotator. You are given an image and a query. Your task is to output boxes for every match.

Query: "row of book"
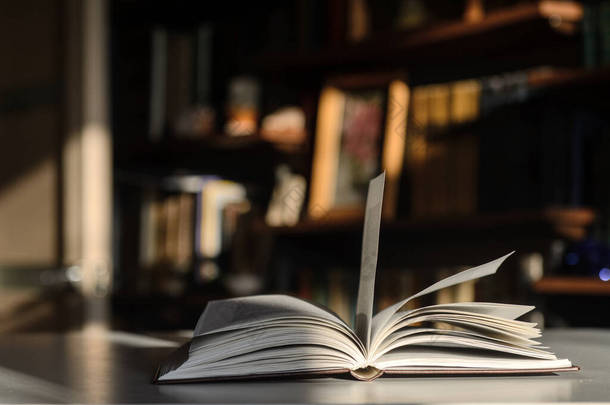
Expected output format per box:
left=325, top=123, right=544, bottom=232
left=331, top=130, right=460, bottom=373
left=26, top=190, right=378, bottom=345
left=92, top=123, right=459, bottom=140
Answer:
left=265, top=1, right=537, bottom=50
left=149, top=25, right=308, bottom=144
left=149, top=25, right=214, bottom=140
left=406, top=77, right=482, bottom=217
left=404, top=66, right=608, bottom=217
left=138, top=178, right=250, bottom=272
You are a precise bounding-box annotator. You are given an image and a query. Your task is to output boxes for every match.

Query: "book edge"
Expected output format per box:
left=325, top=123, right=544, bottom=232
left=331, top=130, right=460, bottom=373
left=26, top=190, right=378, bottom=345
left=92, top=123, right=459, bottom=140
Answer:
left=152, top=341, right=191, bottom=384
left=153, top=368, right=352, bottom=384
left=153, top=363, right=578, bottom=384
left=382, top=365, right=580, bottom=376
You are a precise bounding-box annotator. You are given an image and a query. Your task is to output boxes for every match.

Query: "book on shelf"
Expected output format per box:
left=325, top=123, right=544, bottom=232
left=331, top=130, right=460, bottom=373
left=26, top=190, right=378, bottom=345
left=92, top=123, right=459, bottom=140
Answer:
left=406, top=79, right=480, bottom=217
left=582, top=0, right=610, bottom=67
left=196, top=180, right=249, bottom=259
left=154, top=172, right=576, bottom=383
left=136, top=175, right=250, bottom=275
left=138, top=192, right=195, bottom=272
left=148, top=25, right=215, bottom=140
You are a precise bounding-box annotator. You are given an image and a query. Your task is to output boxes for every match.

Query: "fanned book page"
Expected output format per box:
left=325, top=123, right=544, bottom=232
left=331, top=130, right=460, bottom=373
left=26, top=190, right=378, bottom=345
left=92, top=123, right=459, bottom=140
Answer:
left=154, top=172, right=577, bottom=383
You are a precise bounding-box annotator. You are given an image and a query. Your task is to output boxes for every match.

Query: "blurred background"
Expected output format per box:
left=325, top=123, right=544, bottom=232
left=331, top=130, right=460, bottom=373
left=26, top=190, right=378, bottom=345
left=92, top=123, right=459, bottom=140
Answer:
left=1, top=0, right=610, bottom=334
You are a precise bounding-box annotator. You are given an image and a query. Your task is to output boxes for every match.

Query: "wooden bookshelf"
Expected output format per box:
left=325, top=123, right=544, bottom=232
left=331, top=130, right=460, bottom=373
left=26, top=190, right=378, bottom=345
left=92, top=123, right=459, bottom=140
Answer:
left=108, top=0, right=610, bottom=329
left=114, top=135, right=310, bottom=184
left=257, top=1, right=583, bottom=71
left=534, top=276, right=610, bottom=295
left=256, top=207, right=595, bottom=239
left=528, top=66, right=610, bottom=90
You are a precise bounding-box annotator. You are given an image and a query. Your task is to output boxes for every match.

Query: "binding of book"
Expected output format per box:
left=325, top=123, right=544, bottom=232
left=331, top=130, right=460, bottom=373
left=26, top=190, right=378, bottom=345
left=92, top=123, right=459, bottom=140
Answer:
left=154, top=172, right=578, bottom=383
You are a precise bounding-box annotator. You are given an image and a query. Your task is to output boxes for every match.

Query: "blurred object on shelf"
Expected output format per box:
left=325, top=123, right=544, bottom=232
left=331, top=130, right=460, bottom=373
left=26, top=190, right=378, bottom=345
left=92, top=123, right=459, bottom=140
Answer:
left=407, top=79, right=480, bottom=218
left=138, top=192, right=195, bottom=273
left=451, top=80, right=482, bottom=124
left=532, top=229, right=610, bottom=298
left=394, top=0, right=429, bottom=30
left=224, top=272, right=263, bottom=296
left=197, top=180, right=249, bottom=259
left=582, top=0, right=610, bottom=68
left=260, top=107, right=307, bottom=150
left=520, top=252, right=545, bottom=284
left=601, top=1, right=610, bottom=65
left=149, top=23, right=213, bottom=141
left=266, top=165, right=306, bottom=227
left=555, top=238, right=610, bottom=279
left=480, top=70, right=529, bottom=114
left=125, top=174, right=253, bottom=301
left=166, top=31, right=193, bottom=137
left=309, top=74, right=407, bottom=220
left=149, top=27, right=168, bottom=141
left=464, top=0, right=485, bottom=23
left=225, top=77, right=260, bottom=136
left=347, top=0, right=370, bottom=42
left=174, top=105, right=216, bottom=138
left=137, top=175, right=219, bottom=274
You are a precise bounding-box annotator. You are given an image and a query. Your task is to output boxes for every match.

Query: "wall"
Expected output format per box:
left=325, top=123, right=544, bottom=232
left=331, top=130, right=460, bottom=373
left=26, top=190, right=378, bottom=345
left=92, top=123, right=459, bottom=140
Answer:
left=0, top=0, right=62, bottom=266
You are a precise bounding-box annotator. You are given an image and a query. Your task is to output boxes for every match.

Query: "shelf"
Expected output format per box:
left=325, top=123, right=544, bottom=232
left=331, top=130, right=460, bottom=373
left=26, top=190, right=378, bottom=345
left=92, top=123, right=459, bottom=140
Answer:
left=528, top=66, right=610, bottom=90
left=534, top=276, right=610, bottom=295
left=117, top=135, right=307, bottom=161
left=257, top=1, right=583, bottom=71
left=114, top=135, right=309, bottom=183
left=255, top=207, right=595, bottom=239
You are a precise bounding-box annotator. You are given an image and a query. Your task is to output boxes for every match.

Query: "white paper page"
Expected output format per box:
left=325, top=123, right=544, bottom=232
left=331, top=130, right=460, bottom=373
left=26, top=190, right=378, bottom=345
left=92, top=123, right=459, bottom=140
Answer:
left=376, top=327, right=541, bottom=358
left=194, top=294, right=348, bottom=336
left=188, top=324, right=366, bottom=366
left=354, top=172, right=385, bottom=351
left=370, top=252, right=515, bottom=348
left=400, top=302, right=535, bottom=321
left=373, top=347, right=571, bottom=370
left=160, top=345, right=355, bottom=380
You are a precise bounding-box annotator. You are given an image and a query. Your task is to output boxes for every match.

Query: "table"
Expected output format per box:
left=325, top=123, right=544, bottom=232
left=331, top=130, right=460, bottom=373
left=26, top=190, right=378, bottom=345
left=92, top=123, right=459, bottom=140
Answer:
left=0, top=329, right=608, bottom=404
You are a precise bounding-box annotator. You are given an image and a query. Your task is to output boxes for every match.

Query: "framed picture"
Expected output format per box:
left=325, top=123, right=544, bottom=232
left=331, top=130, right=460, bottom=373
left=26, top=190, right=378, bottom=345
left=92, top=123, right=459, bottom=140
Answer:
left=308, top=73, right=409, bottom=220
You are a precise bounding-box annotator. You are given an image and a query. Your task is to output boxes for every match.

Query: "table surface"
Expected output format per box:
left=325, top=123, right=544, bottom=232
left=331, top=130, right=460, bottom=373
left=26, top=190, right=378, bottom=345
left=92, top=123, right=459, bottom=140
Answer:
left=0, top=328, right=608, bottom=404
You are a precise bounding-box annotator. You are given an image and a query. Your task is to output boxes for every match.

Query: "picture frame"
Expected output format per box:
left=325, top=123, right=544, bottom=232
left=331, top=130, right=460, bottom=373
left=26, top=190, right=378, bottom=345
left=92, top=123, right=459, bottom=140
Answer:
left=308, top=73, right=409, bottom=220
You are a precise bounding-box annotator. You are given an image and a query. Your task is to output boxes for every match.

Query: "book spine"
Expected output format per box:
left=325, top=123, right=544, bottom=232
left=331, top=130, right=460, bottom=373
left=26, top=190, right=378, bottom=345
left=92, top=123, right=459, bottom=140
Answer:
left=600, top=1, right=610, bottom=65
left=583, top=3, right=598, bottom=68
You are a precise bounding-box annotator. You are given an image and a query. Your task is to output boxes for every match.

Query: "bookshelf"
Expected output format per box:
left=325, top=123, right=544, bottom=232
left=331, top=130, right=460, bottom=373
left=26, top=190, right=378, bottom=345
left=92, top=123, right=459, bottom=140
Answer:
left=528, top=65, right=610, bottom=89
left=115, top=135, right=309, bottom=187
left=256, top=208, right=596, bottom=271
left=534, top=276, right=610, bottom=295
left=256, top=208, right=595, bottom=239
left=257, top=1, right=583, bottom=72
left=109, top=0, right=610, bottom=328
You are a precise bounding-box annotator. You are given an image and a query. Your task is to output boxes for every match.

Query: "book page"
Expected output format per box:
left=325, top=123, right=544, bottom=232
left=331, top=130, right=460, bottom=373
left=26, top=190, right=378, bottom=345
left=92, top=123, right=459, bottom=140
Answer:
left=370, top=252, right=514, bottom=349
left=194, top=294, right=349, bottom=336
left=373, top=347, right=571, bottom=371
left=354, top=172, right=385, bottom=351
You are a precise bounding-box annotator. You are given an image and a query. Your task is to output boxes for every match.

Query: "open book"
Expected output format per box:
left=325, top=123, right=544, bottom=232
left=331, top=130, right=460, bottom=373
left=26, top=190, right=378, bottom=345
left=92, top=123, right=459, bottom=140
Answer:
left=154, top=173, right=577, bottom=383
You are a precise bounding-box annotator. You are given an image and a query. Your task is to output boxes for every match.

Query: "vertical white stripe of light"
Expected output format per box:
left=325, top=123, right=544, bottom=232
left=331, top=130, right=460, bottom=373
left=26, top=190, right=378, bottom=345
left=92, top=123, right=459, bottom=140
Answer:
left=81, top=0, right=112, bottom=304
